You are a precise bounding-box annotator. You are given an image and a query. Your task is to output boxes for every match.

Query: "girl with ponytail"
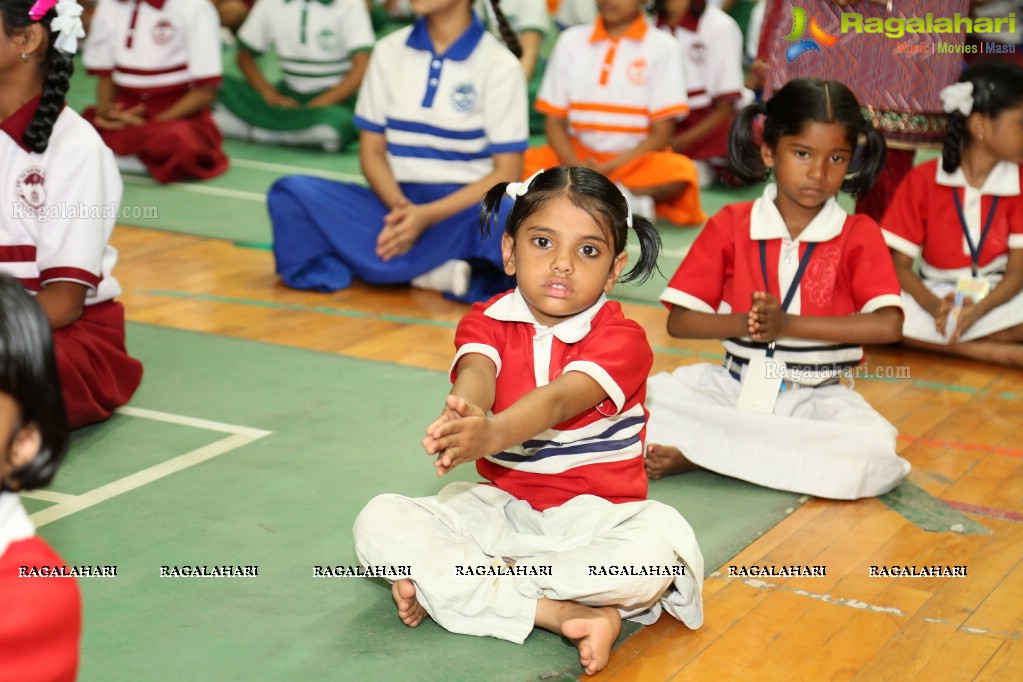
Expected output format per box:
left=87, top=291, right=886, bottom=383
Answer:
left=644, top=77, right=911, bottom=500
left=882, top=61, right=1023, bottom=366
left=1, top=0, right=143, bottom=428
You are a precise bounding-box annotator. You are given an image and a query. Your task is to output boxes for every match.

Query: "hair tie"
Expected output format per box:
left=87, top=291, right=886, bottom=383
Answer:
left=505, top=168, right=544, bottom=199
left=28, top=0, right=84, bottom=55
left=939, top=81, right=974, bottom=117
left=619, top=188, right=633, bottom=230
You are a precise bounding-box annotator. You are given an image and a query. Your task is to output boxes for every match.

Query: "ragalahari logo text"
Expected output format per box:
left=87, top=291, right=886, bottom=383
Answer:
left=785, top=7, right=839, bottom=61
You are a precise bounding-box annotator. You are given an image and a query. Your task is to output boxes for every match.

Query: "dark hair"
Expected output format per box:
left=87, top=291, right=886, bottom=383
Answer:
left=479, top=166, right=662, bottom=285
left=0, top=0, right=74, bottom=154
left=651, top=0, right=705, bottom=24
left=486, top=0, right=522, bottom=59
left=0, top=275, right=68, bottom=491
left=728, top=77, right=887, bottom=198
left=942, top=60, right=1023, bottom=173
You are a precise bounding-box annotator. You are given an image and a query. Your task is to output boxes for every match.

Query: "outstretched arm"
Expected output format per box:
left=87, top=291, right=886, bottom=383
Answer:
left=424, top=370, right=609, bottom=476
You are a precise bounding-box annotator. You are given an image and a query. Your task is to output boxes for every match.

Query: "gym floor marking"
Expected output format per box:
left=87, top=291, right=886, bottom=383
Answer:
left=22, top=406, right=272, bottom=528
left=121, top=175, right=267, bottom=202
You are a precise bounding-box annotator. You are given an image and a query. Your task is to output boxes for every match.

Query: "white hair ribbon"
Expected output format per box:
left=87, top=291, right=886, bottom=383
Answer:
left=939, top=81, right=974, bottom=117
left=505, top=168, right=545, bottom=199
left=620, top=189, right=633, bottom=229
left=50, top=0, right=86, bottom=56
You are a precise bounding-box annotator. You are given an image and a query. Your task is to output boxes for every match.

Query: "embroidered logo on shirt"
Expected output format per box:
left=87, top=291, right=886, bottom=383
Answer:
left=626, top=58, right=648, bottom=85
left=803, top=243, right=841, bottom=309
left=316, top=28, right=339, bottom=53
left=16, top=167, right=46, bottom=209
left=152, top=19, right=175, bottom=45
left=689, top=42, right=707, bottom=65
left=451, top=83, right=478, bottom=112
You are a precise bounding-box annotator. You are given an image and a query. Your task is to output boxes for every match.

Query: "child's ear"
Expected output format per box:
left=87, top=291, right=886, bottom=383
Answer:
left=967, top=112, right=991, bottom=143
left=15, top=24, right=46, bottom=59
left=604, top=252, right=628, bottom=293
left=501, top=233, right=516, bottom=276
left=760, top=143, right=776, bottom=169
left=8, top=423, right=41, bottom=473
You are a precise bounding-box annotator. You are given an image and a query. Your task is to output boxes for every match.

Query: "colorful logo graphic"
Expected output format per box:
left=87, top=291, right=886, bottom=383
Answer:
left=785, top=7, right=839, bottom=62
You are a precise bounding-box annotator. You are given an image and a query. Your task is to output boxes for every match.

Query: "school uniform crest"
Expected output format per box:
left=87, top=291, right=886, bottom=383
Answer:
left=16, top=167, right=47, bottom=209
left=689, top=42, right=707, bottom=65
left=152, top=19, right=175, bottom=45
left=626, top=59, right=648, bottom=85
left=316, top=28, right=339, bottom=53
left=450, top=83, right=478, bottom=112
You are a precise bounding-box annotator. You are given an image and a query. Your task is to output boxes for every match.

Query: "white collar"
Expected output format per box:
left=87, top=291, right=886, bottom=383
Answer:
left=935, top=160, right=1021, bottom=196
left=0, top=491, right=35, bottom=557
left=749, top=183, right=847, bottom=242
left=484, top=288, right=607, bottom=343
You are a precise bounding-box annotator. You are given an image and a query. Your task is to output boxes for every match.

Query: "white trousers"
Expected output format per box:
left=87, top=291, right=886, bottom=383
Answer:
left=353, top=482, right=704, bottom=643
left=646, top=364, right=911, bottom=500
left=901, top=282, right=1023, bottom=344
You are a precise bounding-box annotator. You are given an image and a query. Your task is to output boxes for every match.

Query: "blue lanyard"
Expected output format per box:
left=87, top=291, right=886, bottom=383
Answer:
left=951, top=189, right=999, bottom=278
left=758, top=240, right=817, bottom=357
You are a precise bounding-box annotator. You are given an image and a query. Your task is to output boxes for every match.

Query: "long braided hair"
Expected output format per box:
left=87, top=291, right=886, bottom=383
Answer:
left=0, top=0, right=74, bottom=153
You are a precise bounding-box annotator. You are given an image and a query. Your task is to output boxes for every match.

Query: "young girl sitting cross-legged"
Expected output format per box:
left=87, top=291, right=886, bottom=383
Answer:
left=643, top=78, right=911, bottom=500
left=354, top=166, right=704, bottom=676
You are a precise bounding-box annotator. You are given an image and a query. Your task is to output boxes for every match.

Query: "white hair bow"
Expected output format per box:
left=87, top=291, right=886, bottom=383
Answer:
left=505, top=169, right=545, bottom=199
left=50, top=0, right=86, bottom=56
left=939, top=81, right=974, bottom=117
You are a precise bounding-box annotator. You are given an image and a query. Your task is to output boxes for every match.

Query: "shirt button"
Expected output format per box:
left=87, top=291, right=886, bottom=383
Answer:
left=432, top=60, right=441, bottom=68
left=429, top=78, right=438, bottom=86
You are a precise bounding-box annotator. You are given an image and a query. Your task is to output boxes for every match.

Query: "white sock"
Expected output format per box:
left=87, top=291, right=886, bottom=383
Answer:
left=411, top=260, right=471, bottom=297
left=114, top=154, right=148, bottom=175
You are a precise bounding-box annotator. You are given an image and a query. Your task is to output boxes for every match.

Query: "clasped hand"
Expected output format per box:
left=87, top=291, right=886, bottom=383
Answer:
left=93, top=103, right=146, bottom=130
left=748, top=291, right=788, bottom=341
left=377, top=199, right=430, bottom=261
left=423, top=395, right=495, bottom=476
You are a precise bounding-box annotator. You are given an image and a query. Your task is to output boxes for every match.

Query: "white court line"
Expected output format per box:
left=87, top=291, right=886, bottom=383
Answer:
left=30, top=408, right=272, bottom=528
left=21, top=489, right=77, bottom=504
left=626, top=244, right=691, bottom=259
left=122, top=175, right=266, bottom=202
left=228, top=158, right=366, bottom=184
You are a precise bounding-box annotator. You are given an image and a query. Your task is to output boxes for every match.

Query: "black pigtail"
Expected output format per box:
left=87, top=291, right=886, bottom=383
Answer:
left=941, top=111, right=966, bottom=174
left=479, top=183, right=511, bottom=238
left=489, top=0, right=522, bottom=59
left=844, top=122, right=887, bottom=198
left=617, top=215, right=662, bottom=285
left=727, top=102, right=769, bottom=185
left=22, top=9, right=72, bottom=154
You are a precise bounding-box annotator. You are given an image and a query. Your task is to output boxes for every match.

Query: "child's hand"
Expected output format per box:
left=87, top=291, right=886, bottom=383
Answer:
left=748, top=291, right=787, bottom=341
left=262, top=89, right=300, bottom=108
left=423, top=395, right=493, bottom=476
left=950, top=298, right=982, bottom=343
left=932, top=291, right=955, bottom=334
left=94, top=103, right=146, bottom=129
left=377, top=202, right=431, bottom=261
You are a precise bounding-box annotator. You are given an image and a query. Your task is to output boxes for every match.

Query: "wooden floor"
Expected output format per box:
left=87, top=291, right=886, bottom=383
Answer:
left=113, top=226, right=1023, bottom=681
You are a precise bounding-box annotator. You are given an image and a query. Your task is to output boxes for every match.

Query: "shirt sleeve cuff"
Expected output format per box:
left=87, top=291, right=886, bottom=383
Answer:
left=861, top=294, right=904, bottom=314
left=660, top=288, right=716, bottom=313
left=882, top=229, right=922, bottom=259
left=450, top=343, right=502, bottom=382
left=563, top=360, right=625, bottom=414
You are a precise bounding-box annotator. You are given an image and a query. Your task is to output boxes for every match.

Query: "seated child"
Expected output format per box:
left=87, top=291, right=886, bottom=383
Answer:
left=654, top=0, right=747, bottom=188
left=0, top=275, right=81, bottom=682
left=214, top=0, right=375, bottom=152
left=528, top=0, right=705, bottom=225
left=354, top=167, right=704, bottom=676
left=882, top=61, right=1023, bottom=367
left=3, top=0, right=143, bottom=428
left=644, top=78, right=910, bottom=499
left=268, top=0, right=528, bottom=300
left=83, top=0, right=228, bottom=183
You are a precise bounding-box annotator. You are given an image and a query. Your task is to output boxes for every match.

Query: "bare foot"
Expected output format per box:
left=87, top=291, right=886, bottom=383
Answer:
left=392, top=579, right=428, bottom=627
left=535, top=598, right=622, bottom=676
left=645, top=443, right=699, bottom=480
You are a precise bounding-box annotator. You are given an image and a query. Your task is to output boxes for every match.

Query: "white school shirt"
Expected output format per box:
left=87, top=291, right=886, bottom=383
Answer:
left=83, top=0, right=222, bottom=93
left=237, top=0, right=375, bottom=95
left=354, top=16, right=529, bottom=185
left=1, top=104, right=123, bottom=304
left=660, top=5, right=744, bottom=112
left=536, top=15, right=689, bottom=154
left=475, top=0, right=550, bottom=38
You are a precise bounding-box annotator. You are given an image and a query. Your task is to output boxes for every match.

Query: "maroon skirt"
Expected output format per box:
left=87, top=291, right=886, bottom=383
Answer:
left=53, top=301, right=143, bottom=429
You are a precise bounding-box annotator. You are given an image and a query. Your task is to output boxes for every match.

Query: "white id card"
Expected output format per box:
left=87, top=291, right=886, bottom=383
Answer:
left=956, top=276, right=991, bottom=303
left=736, top=355, right=786, bottom=413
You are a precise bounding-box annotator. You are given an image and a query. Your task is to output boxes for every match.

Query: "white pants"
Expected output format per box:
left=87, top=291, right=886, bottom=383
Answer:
left=647, top=364, right=911, bottom=500
left=901, top=282, right=1023, bottom=344
left=353, top=482, right=704, bottom=643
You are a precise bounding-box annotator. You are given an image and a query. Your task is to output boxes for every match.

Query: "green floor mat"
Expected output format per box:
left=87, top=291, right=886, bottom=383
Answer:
left=30, top=324, right=801, bottom=681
